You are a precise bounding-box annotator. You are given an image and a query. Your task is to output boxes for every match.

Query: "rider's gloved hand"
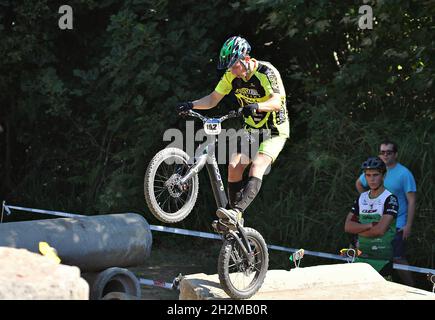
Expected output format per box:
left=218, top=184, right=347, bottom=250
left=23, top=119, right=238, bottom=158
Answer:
left=242, top=103, right=259, bottom=117
left=177, top=101, right=194, bottom=115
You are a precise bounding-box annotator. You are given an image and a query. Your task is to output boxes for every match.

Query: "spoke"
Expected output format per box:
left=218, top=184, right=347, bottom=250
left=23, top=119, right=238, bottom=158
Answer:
left=173, top=197, right=180, bottom=211
left=155, top=172, right=170, bottom=180
left=160, top=195, right=170, bottom=210
left=174, top=196, right=185, bottom=210
left=180, top=190, right=189, bottom=202
left=153, top=184, right=166, bottom=191
left=161, top=163, right=170, bottom=180
left=155, top=188, right=168, bottom=200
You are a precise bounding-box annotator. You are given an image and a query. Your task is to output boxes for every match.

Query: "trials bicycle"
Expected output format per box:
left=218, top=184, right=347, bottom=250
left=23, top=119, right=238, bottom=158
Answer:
left=144, top=109, right=269, bottom=299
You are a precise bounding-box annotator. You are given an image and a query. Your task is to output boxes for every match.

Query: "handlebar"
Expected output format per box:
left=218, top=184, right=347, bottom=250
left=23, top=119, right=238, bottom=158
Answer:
left=183, top=108, right=242, bottom=123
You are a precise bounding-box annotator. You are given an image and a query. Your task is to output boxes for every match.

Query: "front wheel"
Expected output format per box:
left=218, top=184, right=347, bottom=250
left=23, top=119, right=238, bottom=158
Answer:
left=218, top=227, right=269, bottom=299
left=144, top=148, right=199, bottom=223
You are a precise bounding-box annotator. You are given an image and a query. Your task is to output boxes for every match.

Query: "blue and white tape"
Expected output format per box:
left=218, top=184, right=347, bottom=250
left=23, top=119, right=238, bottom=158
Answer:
left=150, top=225, right=222, bottom=240
left=2, top=202, right=434, bottom=275
left=3, top=204, right=82, bottom=219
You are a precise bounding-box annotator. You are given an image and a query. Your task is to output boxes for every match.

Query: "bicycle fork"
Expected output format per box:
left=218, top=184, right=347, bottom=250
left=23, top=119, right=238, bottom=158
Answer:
left=227, top=226, right=255, bottom=264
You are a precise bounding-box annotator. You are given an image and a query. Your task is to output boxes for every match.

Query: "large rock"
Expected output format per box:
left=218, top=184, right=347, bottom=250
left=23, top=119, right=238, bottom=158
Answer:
left=179, top=263, right=435, bottom=300
left=0, top=247, right=89, bottom=300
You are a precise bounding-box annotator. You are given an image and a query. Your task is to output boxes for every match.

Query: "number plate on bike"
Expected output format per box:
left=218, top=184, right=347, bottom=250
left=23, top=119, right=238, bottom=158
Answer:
left=204, top=119, right=222, bottom=135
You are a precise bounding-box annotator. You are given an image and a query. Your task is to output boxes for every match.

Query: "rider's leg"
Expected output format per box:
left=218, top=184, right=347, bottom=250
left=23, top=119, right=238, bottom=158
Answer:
left=215, top=153, right=249, bottom=228
left=233, top=153, right=272, bottom=212
left=227, top=153, right=250, bottom=209
left=233, top=135, right=287, bottom=213
left=216, top=136, right=287, bottom=227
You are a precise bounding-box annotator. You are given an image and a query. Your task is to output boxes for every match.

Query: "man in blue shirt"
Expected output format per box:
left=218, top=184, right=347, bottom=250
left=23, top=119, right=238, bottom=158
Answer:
left=355, top=140, right=417, bottom=286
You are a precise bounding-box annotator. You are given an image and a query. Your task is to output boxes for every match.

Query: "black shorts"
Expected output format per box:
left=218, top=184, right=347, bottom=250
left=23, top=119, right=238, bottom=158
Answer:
left=392, top=229, right=406, bottom=259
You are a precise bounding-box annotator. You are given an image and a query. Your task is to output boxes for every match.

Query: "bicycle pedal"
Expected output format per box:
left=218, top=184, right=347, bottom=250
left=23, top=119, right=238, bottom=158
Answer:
left=220, top=219, right=238, bottom=231
left=212, top=220, right=228, bottom=233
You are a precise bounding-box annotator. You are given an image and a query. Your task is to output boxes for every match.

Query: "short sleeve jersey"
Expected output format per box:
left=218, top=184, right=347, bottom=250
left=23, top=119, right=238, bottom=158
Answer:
left=215, top=59, right=290, bottom=137
left=359, top=163, right=416, bottom=228
left=350, top=189, right=398, bottom=260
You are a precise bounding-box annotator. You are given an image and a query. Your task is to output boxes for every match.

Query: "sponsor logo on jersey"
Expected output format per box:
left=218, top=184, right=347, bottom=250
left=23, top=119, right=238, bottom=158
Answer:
left=371, top=245, right=386, bottom=250
left=388, top=196, right=398, bottom=206
left=236, top=88, right=261, bottom=97
left=362, top=209, right=378, bottom=214
left=265, top=69, right=280, bottom=93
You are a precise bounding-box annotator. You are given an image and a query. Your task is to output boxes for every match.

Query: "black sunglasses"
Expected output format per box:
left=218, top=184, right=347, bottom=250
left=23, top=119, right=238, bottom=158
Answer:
left=379, top=150, right=395, bottom=155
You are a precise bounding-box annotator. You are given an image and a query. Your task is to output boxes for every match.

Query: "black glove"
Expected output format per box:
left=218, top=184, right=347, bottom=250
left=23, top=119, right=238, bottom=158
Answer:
left=242, top=103, right=259, bottom=117
left=177, top=101, right=194, bottom=114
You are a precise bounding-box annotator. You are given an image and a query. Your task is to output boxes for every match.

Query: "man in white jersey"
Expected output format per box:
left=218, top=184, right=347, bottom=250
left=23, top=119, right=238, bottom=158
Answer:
left=345, top=157, right=398, bottom=276
left=355, top=140, right=416, bottom=286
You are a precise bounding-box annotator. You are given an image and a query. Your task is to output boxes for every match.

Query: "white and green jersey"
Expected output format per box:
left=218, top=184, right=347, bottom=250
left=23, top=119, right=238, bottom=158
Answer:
left=351, top=189, right=398, bottom=262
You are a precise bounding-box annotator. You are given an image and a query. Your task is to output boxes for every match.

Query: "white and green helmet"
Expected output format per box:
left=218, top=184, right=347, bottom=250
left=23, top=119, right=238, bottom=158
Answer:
left=217, top=36, right=251, bottom=70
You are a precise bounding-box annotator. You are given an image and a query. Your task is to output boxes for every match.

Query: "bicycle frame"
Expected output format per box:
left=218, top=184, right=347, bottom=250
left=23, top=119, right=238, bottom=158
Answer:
left=179, top=136, right=228, bottom=209
left=178, top=133, right=255, bottom=259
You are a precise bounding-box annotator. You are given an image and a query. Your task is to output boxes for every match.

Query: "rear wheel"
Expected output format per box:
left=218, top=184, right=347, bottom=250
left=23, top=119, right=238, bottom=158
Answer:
left=144, top=148, right=199, bottom=223
left=218, top=227, right=269, bottom=299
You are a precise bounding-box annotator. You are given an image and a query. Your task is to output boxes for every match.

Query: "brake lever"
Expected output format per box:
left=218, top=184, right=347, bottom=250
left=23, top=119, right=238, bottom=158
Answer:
left=229, top=108, right=243, bottom=118
left=178, top=111, right=190, bottom=118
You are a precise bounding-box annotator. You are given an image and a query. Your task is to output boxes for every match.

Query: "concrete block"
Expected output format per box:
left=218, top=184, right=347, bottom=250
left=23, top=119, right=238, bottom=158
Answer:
left=179, top=263, right=435, bottom=300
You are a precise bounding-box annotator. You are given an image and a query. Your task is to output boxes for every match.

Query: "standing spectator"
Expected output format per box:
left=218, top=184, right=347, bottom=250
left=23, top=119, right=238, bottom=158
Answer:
left=345, top=157, right=398, bottom=277
left=355, top=140, right=417, bottom=286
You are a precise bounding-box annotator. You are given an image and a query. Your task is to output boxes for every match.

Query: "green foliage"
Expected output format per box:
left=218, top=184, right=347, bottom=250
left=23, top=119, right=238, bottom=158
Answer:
left=1, top=1, right=434, bottom=278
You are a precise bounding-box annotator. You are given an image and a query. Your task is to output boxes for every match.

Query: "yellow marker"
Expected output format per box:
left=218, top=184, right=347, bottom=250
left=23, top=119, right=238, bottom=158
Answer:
left=340, top=248, right=362, bottom=257
left=39, top=242, right=61, bottom=264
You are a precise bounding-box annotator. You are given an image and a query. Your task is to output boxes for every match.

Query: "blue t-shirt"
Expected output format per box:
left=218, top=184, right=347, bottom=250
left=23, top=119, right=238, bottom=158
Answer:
left=359, top=163, right=416, bottom=229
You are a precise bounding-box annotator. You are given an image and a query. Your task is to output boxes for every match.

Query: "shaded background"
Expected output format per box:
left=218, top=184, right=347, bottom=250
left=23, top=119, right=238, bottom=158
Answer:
left=1, top=0, right=434, bottom=288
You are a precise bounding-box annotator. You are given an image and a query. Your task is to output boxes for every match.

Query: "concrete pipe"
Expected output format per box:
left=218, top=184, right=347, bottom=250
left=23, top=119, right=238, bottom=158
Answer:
left=0, top=213, right=152, bottom=272
left=83, top=267, right=141, bottom=300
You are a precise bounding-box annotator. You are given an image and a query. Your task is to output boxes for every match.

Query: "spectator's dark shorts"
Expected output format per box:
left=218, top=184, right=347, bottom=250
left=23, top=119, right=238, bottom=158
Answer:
left=392, top=229, right=406, bottom=259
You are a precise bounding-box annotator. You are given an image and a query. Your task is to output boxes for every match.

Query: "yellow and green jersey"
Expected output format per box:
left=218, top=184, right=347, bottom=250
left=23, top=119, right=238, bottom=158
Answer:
left=215, top=59, right=290, bottom=138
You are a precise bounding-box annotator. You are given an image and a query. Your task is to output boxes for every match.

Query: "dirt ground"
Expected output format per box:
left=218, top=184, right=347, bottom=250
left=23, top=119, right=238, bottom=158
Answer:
left=130, top=233, right=223, bottom=300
